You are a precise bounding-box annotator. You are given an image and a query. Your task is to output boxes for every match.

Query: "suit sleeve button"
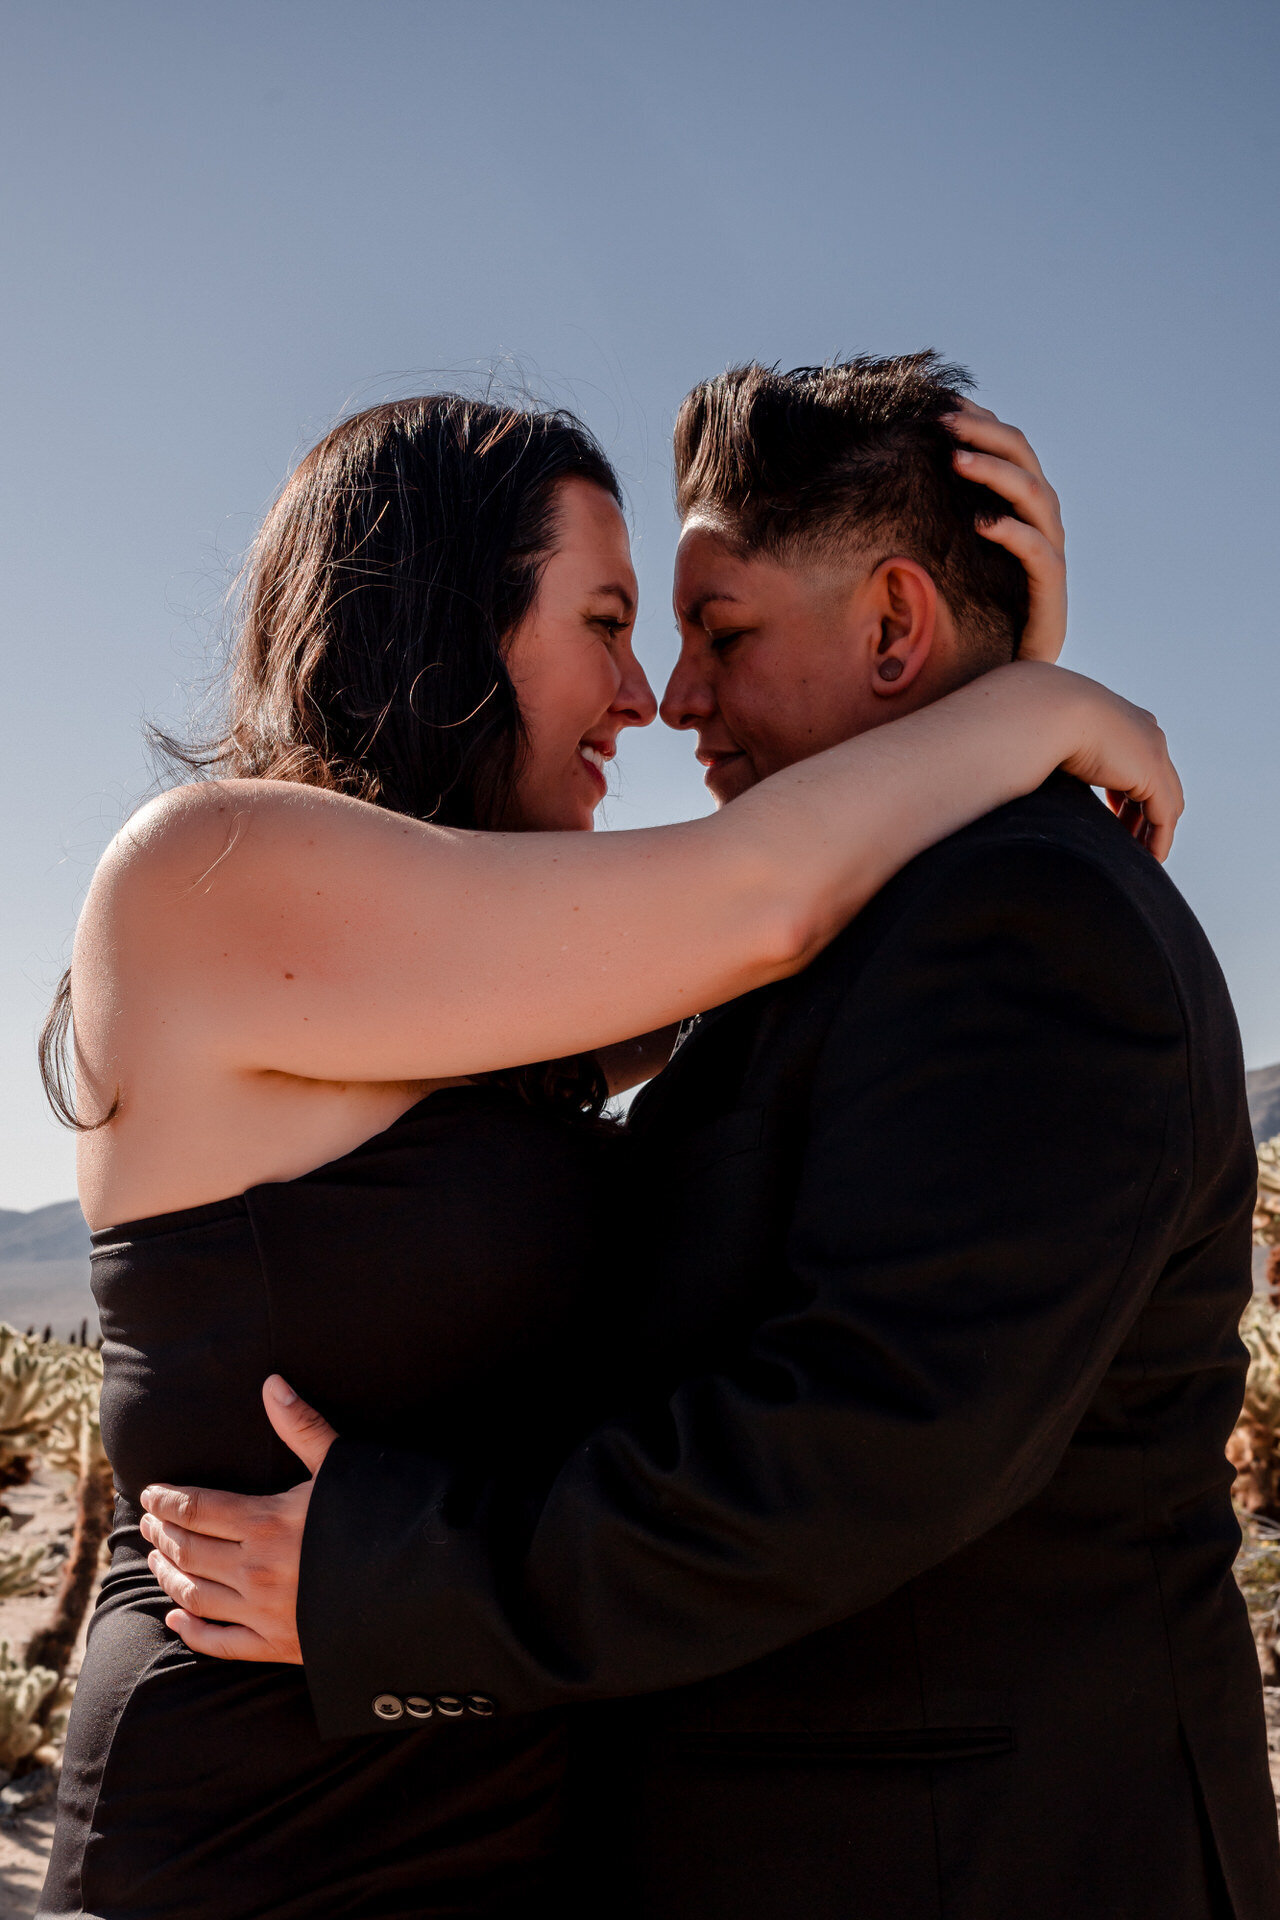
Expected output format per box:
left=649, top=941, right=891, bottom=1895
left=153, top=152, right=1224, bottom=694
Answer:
left=465, top=1694, right=496, bottom=1717
left=404, top=1696, right=434, bottom=1720
left=372, top=1694, right=404, bottom=1721
left=434, top=1694, right=465, bottom=1717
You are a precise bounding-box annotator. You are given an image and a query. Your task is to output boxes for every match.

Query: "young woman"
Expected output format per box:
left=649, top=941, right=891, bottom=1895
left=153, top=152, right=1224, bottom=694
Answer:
left=39, top=394, right=1178, bottom=1919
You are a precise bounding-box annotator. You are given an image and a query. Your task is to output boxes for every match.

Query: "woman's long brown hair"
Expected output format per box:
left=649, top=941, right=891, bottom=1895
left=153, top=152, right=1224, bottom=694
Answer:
left=41, top=395, right=623, bottom=1130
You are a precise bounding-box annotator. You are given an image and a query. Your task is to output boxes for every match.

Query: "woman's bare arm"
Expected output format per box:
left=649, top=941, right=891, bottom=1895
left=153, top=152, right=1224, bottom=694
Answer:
left=79, top=661, right=1178, bottom=1092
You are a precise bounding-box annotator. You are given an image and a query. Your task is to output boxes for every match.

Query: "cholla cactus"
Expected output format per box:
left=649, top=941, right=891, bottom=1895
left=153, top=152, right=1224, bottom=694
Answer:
left=0, top=1329, right=111, bottom=1772
left=1234, top=1520, right=1280, bottom=1683
left=37, top=1342, right=105, bottom=1486
left=18, top=1339, right=112, bottom=1684
left=0, top=1327, right=102, bottom=1475
left=1234, top=1143, right=1280, bottom=1525
left=1256, top=1136, right=1280, bottom=1274
left=1228, top=1296, right=1280, bottom=1518
left=0, top=1326, right=66, bottom=1484
left=0, top=1640, right=61, bottom=1773
left=1229, top=1169, right=1280, bottom=1674
left=0, top=1519, right=49, bottom=1601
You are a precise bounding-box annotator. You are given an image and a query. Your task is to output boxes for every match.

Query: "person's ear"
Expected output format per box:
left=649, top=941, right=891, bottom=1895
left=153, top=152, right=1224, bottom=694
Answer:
left=866, top=559, right=938, bottom=699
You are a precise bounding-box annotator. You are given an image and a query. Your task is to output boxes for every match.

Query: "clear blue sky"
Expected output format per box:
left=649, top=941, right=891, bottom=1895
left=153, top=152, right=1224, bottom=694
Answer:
left=2, top=0, right=1277, bottom=1209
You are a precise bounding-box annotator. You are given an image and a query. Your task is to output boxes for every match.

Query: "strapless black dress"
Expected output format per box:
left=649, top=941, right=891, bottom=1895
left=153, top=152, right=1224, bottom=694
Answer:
left=40, top=1086, right=622, bottom=1919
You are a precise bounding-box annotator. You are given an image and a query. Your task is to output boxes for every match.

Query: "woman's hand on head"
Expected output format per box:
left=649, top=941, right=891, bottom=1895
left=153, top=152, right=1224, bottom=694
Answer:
left=943, top=399, right=1066, bottom=665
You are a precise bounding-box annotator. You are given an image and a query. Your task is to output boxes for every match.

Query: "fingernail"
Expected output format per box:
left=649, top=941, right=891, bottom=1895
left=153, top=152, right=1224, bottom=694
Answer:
left=265, top=1374, right=298, bottom=1407
left=147, top=1551, right=160, bottom=1574
left=954, top=448, right=973, bottom=465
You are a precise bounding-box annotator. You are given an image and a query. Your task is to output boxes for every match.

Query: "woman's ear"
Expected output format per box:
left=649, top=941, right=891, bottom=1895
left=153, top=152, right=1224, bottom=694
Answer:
left=868, top=558, right=938, bottom=699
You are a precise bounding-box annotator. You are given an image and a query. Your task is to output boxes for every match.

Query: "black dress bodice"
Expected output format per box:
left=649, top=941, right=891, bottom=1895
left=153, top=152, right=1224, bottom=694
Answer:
left=41, top=1085, right=624, bottom=1920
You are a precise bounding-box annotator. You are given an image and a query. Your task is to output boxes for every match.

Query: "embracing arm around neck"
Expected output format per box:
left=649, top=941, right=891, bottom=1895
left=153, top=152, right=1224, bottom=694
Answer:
left=77, top=660, right=1176, bottom=1092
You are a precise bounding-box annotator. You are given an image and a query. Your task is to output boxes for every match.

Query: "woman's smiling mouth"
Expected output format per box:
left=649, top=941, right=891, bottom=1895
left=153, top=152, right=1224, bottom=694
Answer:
left=577, top=740, right=613, bottom=795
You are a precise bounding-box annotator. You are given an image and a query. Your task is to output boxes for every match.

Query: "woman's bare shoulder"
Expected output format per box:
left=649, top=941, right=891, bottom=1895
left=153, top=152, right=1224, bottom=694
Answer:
left=91, top=779, right=393, bottom=907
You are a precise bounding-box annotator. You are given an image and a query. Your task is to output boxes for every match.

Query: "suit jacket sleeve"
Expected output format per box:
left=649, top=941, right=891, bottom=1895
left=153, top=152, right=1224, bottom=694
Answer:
left=299, top=840, right=1194, bottom=1737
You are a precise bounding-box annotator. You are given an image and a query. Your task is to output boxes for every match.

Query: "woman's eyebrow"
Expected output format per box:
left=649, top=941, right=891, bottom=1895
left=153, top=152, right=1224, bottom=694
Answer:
left=592, top=582, right=637, bottom=617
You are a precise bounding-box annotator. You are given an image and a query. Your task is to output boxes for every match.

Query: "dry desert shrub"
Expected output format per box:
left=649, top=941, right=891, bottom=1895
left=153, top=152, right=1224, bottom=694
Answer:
left=1230, top=1138, right=1280, bottom=1680
left=0, top=1327, right=109, bottom=1772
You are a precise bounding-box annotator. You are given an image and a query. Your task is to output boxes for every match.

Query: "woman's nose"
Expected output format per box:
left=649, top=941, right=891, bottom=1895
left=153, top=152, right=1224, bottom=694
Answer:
left=613, top=645, right=658, bottom=729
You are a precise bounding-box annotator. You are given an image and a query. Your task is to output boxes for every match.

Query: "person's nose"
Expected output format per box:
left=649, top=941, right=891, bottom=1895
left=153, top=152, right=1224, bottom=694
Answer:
left=660, top=643, right=716, bottom=732
left=610, top=638, right=659, bottom=732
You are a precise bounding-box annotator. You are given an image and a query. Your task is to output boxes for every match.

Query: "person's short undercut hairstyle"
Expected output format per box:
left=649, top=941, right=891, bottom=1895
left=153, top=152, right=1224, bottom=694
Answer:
left=674, top=353, right=1030, bottom=670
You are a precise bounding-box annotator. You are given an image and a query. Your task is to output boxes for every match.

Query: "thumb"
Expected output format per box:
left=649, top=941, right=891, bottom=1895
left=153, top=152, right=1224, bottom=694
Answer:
left=262, top=1375, right=338, bottom=1477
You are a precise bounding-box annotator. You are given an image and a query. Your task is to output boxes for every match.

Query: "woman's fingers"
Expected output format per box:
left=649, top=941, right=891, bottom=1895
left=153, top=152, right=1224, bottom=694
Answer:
left=953, top=448, right=1062, bottom=546
left=942, top=405, right=1066, bottom=664
left=1054, top=671, right=1183, bottom=863
left=165, top=1609, right=277, bottom=1662
left=1104, top=750, right=1185, bottom=864
left=971, top=514, right=1057, bottom=572
left=1143, top=766, right=1184, bottom=862
left=972, top=516, right=1067, bottom=663
left=1107, top=792, right=1157, bottom=854
left=943, top=400, right=1049, bottom=484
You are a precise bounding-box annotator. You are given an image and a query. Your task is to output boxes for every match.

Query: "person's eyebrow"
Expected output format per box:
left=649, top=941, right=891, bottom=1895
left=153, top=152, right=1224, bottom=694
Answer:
left=682, top=590, right=743, bottom=625
left=590, top=582, right=636, bottom=618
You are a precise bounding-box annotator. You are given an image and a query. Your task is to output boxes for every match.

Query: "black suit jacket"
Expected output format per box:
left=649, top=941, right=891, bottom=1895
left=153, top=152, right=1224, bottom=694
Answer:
left=302, top=777, right=1279, bottom=1920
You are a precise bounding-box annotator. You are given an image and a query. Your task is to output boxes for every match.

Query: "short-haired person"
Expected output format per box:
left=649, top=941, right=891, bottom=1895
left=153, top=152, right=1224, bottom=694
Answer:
left=118, top=362, right=1273, bottom=1919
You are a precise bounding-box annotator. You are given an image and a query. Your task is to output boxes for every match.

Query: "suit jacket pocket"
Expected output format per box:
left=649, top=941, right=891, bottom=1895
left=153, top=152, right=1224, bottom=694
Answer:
left=663, top=1726, right=1016, bottom=1764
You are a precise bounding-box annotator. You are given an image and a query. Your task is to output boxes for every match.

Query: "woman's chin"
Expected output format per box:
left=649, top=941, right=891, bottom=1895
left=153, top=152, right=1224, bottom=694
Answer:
left=518, top=797, right=599, bottom=833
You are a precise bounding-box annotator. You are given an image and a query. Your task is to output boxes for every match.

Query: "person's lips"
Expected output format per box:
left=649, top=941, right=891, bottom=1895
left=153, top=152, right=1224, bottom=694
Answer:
left=576, top=738, right=614, bottom=797
left=696, top=747, right=747, bottom=792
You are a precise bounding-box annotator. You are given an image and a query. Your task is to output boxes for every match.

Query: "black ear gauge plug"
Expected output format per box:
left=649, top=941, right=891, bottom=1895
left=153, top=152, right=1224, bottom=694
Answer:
left=878, top=658, right=904, bottom=683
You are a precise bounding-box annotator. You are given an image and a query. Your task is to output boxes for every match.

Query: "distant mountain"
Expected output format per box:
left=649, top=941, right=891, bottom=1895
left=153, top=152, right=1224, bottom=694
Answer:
left=1248, top=1063, right=1280, bottom=1145
left=0, top=1200, right=90, bottom=1264
left=0, top=1200, right=94, bottom=1339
